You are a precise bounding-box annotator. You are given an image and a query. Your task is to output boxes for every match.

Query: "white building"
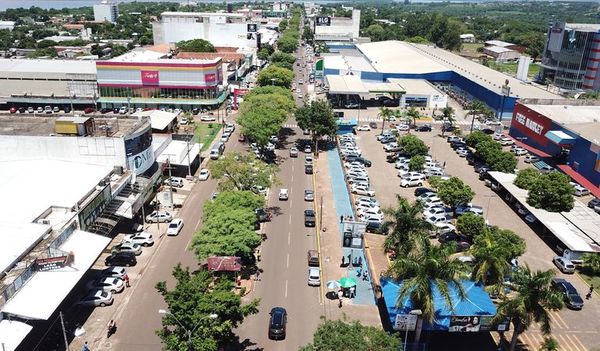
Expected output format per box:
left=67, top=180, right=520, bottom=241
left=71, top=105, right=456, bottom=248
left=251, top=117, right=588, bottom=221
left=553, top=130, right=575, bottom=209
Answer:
left=93, top=1, right=119, bottom=23
left=152, top=11, right=264, bottom=49
left=460, top=33, right=475, bottom=43
left=0, top=21, right=16, bottom=31
left=313, top=8, right=360, bottom=42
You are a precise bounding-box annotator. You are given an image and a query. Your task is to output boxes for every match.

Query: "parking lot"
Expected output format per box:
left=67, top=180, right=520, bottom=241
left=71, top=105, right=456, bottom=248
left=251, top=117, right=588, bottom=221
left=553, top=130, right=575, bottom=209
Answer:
left=352, top=126, right=600, bottom=351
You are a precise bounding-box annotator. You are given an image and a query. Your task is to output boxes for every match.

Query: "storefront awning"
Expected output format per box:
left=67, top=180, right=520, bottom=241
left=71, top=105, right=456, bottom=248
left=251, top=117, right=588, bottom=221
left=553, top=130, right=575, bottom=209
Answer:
left=545, top=130, right=576, bottom=146
left=1, top=231, right=110, bottom=320
left=0, top=320, right=33, bottom=351
left=557, top=164, right=600, bottom=199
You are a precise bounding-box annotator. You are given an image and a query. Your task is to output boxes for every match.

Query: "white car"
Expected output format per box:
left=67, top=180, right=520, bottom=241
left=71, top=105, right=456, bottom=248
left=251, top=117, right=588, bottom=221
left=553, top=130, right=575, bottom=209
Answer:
left=308, top=267, right=320, bottom=286
left=384, top=142, right=399, bottom=152
left=289, top=147, right=299, bottom=157
left=524, top=154, right=540, bottom=163
left=500, top=136, right=514, bottom=146
left=86, top=277, right=124, bottom=294
left=423, top=207, right=450, bottom=219
left=396, top=124, right=410, bottom=131
left=119, top=106, right=127, bottom=114
left=164, top=177, right=184, bottom=188
left=123, top=232, right=154, bottom=247
left=425, top=213, right=449, bottom=225
left=101, top=266, right=127, bottom=279
left=167, top=218, right=184, bottom=236
left=511, top=147, right=527, bottom=156
left=400, top=174, right=425, bottom=188
left=357, top=125, right=371, bottom=131
left=279, top=188, right=289, bottom=200
left=432, top=222, right=456, bottom=235
left=146, top=210, right=173, bottom=223
left=112, top=241, right=142, bottom=256
left=355, top=197, right=378, bottom=207
left=351, top=184, right=375, bottom=197
left=198, top=169, right=210, bottom=181
left=418, top=192, right=439, bottom=201
left=304, top=145, right=312, bottom=153
left=200, top=115, right=217, bottom=121
left=78, top=290, right=114, bottom=307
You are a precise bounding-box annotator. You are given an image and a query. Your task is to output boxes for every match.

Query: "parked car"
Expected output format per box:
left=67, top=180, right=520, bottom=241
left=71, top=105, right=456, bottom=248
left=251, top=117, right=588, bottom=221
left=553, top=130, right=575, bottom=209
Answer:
left=123, top=232, right=154, bottom=247
left=268, top=307, right=287, bottom=340
left=86, top=277, right=125, bottom=294
left=356, top=125, right=371, bottom=131
left=289, top=147, right=299, bottom=157
left=415, top=124, right=432, bottom=132
left=305, top=164, right=313, bottom=174
left=78, top=290, right=114, bottom=307
left=588, top=198, right=600, bottom=209
left=539, top=165, right=555, bottom=174
left=105, top=252, right=137, bottom=266
left=351, top=184, right=375, bottom=197
left=200, top=115, right=216, bottom=121
left=164, top=177, right=184, bottom=188
left=511, top=147, right=528, bottom=156
left=551, top=278, right=584, bottom=310
left=438, top=232, right=471, bottom=244
left=111, top=242, right=142, bottom=256
left=146, top=211, right=173, bottom=223
left=255, top=208, right=271, bottom=222
left=400, top=174, right=425, bottom=188
left=553, top=256, right=575, bottom=274
left=167, top=218, right=184, bottom=236
left=101, top=266, right=127, bottom=279
left=279, top=188, right=289, bottom=200
left=304, top=209, right=316, bottom=227
left=431, top=222, right=456, bottom=236
left=308, top=267, right=320, bottom=286
left=304, top=145, right=312, bottom=153
left=304, top=189, right=314, bottom=201
left=570, top=182, right=590, bottom=197
left=425, top=213, right=449, bottom=225
left=198, top=169, right=210, bottom=181
left=369, top=122, right=378, bottom=129
left=524, top=154, right=540, bottom=163
left=455, top=203, right=484, bottom=216
left=414, top=187, right=435, bottom=197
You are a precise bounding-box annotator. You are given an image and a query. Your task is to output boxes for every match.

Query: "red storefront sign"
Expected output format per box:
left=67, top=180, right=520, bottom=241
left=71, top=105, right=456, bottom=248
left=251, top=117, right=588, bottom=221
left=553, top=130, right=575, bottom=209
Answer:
left=207, top=256, right=242, bottom=272
left=510, top=103, right=553, bottom=146
left=141, top=70, right=159, bottom=85
left=205, top=73, right=216, bottom=83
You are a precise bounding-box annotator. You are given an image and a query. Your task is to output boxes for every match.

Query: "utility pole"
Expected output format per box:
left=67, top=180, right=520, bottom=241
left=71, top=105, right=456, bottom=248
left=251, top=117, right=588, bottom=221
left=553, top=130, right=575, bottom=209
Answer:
left=60, top=311, right=69, bottom=351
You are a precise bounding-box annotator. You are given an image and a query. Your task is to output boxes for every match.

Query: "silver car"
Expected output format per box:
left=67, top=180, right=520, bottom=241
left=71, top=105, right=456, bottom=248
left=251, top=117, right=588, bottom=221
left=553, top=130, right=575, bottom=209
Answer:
left=86, top=277, right=124, bottom=294
left=78, top=290, right=114, bottom=307
left=304, top=189, right=314, bottom=201
left=308, top=268, right=320, bottom=286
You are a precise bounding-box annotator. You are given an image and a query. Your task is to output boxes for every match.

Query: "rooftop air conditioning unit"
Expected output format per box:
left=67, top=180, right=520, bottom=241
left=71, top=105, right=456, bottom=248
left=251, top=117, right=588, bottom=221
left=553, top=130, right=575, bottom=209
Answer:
left=37, top=219, right=51, bottom=225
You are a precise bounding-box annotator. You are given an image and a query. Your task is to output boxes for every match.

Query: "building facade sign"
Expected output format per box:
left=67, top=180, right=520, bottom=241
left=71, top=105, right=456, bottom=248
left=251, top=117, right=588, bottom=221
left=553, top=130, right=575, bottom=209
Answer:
left=78, top=185, right=112, bottom=230
left=510, top=103, right=553, bottom=146
left=449, top=316, right=481, bottom=332
left=315, top=16, right=331, bottom=26
left=141, top=70, right=159, bottom=85
left=125, top=126, right=155, bottom=174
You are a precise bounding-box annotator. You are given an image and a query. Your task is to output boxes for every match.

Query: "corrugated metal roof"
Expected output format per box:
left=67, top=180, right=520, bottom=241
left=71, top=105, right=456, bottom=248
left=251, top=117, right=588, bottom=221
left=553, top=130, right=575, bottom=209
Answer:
left=0, top=59, right=97, bottom=75
left=325, top=74, right=369, bottom=94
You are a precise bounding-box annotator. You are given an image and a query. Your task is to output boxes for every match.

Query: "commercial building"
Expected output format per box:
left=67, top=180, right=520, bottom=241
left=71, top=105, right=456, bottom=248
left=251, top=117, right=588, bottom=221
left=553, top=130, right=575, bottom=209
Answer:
left=93, top=0, right=119, bottom=23
left=483, top=46, right=521, bottom=63
left=313, top=9, right=360, bottom=42
left=152, top=12, right=270, bottom=49
left=0, top=59, right=98, bottom=109
left=320, top=40, right=559, bottom=118
left=96, top=49, right=227, bottom=110
left=540, top=22, right=600, bottom=91
left=0, top=115, right=167, bottom=350
left=508, top=99, right=600, bottom=189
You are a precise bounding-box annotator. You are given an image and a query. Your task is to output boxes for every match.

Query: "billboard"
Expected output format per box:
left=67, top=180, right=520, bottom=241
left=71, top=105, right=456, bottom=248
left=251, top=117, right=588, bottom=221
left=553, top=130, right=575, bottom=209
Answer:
left=207, top=256, right=242, bottom=272
left=315, top=16, right=331, bottom=26
left=141, top=70, right=159, bottom=85
left=247, top=23, right=258, bottom=33
left=393, top=314, right=418, bottom=331
left=79, top=185, right=112, bottom=230
left=449, top=316, right=481, bottom=332
left=511, top=103, right=553, bottom=146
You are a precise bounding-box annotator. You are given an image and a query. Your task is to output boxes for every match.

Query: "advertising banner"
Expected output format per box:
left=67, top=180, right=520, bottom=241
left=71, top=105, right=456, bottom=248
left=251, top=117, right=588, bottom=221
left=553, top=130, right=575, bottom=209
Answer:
left=511, top=104, right=552, bottom=146
left=449, top=316, right=482, bottom=332
left=394, top=314, right=418, bottom=331
left=315, top=16, right=331, bottom=26
left=205, top=73, right=217, bottom=83
left=141, top=70, right=159, bottom=85
left=207, top=256, right=242, bottom=272
left=247, top=23, right=258, bottom=33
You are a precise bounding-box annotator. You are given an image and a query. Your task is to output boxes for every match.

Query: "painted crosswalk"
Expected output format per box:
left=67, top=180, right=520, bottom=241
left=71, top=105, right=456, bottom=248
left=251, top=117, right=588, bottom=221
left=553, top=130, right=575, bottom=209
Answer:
left=354, top=117, right=473, bottom=126
left=490, top=311, right=590, bottom=351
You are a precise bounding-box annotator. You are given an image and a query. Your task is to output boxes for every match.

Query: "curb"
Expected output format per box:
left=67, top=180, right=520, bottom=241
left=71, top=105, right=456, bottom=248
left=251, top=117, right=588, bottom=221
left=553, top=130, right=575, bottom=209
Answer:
left=312, top=157, right=325, bottom=305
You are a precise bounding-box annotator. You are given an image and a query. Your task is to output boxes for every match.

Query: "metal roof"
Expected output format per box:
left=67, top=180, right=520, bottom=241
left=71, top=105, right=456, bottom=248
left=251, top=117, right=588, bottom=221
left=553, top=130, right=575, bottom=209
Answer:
left=356, top=41, right=450, bottom=74
left=0, top=59, right=97, bottom=75
left=387, top=78, right=443, bottom=96
left=325, top=75, right=369, bottom=94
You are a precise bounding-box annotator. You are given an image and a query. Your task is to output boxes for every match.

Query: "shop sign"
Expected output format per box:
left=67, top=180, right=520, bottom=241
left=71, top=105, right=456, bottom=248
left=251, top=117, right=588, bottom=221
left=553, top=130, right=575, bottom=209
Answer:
left=34, top=255, right=71, bottom=272
left=127, top=148, right=155, bottom=174
left=141, top=70, right=159, bottom=85
left=514, top=112, right=545, bottom=135
left=315, top=16, right=331, bottom=26
left=449, top=316, right=481, bottom=332
left=207, top=256, right=242, bottom=271
left=205, top=73, right=216, bottom=83
left=394, top=314, right=417, bottom=331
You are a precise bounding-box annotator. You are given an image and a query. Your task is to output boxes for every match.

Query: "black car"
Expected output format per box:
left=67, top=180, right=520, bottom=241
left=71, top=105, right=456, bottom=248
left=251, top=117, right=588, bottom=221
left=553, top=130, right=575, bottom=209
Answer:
left=255, top=208, right=271, bottom=222
left=414, top=187, right=435, bottom=197
left=442, top=124, right=457, bottom=132
left=192, top=107, right=200, bottom=115
left=551, top=278, right=584, bottom=310
left=105, top=252, right=137, bottom=267
left=474, top=163, right=490, bottom=173
left=383, top=99, right=399, bottom=107
left=18, top=107, right=26, bottom=113
left=369, top=122, right=378, bottom=129
left=588, top=197, right=600, bottom=209
left=415, top=124, right=432, bottom=132
left=99, top=107, right=111, bottom=114
left=268, top=307, right=287, bottom=340
left=365, top=221, right=382, bottom=233
left=64, top=106, right=71, bottom=113
left=438, top=232, right=471, bottom=244
left=481, top=128, right=495, bottom=135
left=112, top=107, right=120, bottom=114
left=305, top=164, right=313, bottom=174
left=304, top=209, right=316, bottom=227
left=380, top=136, right=395, bottom=144
left=356, top=157, right=372, bottom=167
left=450, top=141, right=467, bottom=150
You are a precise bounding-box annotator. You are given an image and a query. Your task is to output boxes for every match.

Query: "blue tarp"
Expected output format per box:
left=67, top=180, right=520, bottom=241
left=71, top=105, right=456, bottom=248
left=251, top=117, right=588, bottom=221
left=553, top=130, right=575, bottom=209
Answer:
left=381, top=278, right=497, bottom=331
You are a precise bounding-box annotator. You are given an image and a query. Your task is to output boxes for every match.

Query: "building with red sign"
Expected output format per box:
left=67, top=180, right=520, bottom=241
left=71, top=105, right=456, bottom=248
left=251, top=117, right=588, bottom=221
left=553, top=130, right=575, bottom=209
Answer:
left=96, top=50, right=226, bottom=110
left=509, top=99, right=600, bottom=190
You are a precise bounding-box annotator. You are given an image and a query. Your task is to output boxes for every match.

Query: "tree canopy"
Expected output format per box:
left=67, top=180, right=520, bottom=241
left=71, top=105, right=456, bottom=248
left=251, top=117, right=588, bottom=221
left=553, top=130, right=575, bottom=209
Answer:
left=256, top=65, right=294, bottom=88
left=456, top=212, right=486, bottom=238
left=299, top=319, right=401, bottom=351
left=514, top=168, right=541, bottom=190
left=156, top=264, right=259, bottom=351
left=409, top=155, right=426, bottom=172
left=295, top=100, right=338, bottom=153
left=208, top=152, right=277, bottom=192
left=176, top=39, right=216, bottom=52
left=397, top=134, right=429, bottom=157
left=526, top=172, right=574, bottom=212
left=433, top=176, right=475, bottom=208
left=382, top=195, right=432, bottom=256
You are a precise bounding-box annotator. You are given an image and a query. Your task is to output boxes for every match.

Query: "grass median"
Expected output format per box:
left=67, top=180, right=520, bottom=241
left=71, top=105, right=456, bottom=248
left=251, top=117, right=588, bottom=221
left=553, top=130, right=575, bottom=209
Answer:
left=195, top=122, right=222, bottom=152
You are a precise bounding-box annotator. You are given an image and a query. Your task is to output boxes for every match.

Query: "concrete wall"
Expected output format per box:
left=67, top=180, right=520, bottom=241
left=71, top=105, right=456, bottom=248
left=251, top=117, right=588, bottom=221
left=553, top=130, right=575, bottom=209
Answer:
left=0, top=135, right=127, bottom=168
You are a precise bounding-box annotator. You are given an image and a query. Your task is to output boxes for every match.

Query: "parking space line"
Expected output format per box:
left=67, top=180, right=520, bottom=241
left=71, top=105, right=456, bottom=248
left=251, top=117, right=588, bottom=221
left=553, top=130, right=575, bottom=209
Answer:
left=521, top=333, right=538, bottom=350
left=557, top=334, right=575, bottom=351
left=564, top=334, right=584, bottom=351
left=571, top=334, right=588, bottom=351
left=550, top=311, right=568, bottom=329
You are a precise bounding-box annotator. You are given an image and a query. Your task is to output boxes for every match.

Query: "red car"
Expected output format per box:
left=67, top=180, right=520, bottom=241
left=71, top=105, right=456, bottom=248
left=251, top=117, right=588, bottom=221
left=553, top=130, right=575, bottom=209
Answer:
left=84, top=107, right=94, bottom=114
left=238, top=134, right=246, bottom=142
left=9, top=107, right=17, bottom=113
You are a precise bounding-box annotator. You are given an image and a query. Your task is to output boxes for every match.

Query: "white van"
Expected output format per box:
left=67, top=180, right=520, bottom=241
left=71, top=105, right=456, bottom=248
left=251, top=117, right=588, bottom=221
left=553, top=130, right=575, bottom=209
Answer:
left=209, top=148, right=220, bottom=160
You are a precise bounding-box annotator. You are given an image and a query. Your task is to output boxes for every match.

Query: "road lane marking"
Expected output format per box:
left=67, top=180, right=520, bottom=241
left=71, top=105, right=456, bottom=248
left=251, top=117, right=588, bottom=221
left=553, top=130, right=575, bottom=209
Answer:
left=286, top=253, right=290, bottom=268
left=289, top=216, right=292, bottom=225
left=195, top=218, right=202, bottom=231
left=288, top=232, right=291, bottom=245
left=311, top=159, right=324, bottom=305
left=291, top=174, right=294, bottom=182
left=285, top=280, right=288, bottom=297
left=550, top=311, right=568, bottom=329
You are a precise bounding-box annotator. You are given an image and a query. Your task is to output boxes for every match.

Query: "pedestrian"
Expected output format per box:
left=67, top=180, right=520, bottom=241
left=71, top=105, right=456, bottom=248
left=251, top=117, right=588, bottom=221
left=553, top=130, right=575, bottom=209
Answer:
left=123, top=274, right=130, bottom=288
left=341, top=256, right=345, bottom=266
left=362, top=270, right=368, bottom=281
left=256, top=249, right=261, bottom=262
left=356, top=267, right=362, bottom=277
left=443, top=161, right=446, bottom=168
left=586, top=285, right=594, bottom=300
left=337, top=289, right=343, bottom=308
left=340, top=215, right=343, bottom=223
left=82, top=341, right=90, bottom=351
left=350, top=286, right=356, bottom=298
left=107, top=320, right=116, bottom=338
left=255, top=269, right=261, bottom=281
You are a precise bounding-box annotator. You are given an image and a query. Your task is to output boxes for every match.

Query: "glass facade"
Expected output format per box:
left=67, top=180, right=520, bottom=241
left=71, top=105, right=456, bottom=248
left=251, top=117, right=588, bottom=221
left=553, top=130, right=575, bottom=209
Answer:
left=99, top=86, right=219, bottom=100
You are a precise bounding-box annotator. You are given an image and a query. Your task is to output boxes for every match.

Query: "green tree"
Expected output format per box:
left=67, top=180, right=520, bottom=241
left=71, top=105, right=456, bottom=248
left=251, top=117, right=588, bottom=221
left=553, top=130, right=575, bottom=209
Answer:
left=256, top=65, right=294, bottom=88
left=388, top=240, right=467, bottom=347
left=36, top=39, right=57, bottom=48
left=270, top=51, right=296, bottom=65
left=299, top=319, right=401, bottom=351
left=409, top=155, right=426, bottom=172
left=406, top=107, right=420, bottom=129
left=514, top=168, right=541, bottom=190
left=492, top=266, right=564, bottom=351
left=302, top=25, right=313, bottom=42
left=277, top=34, right=299, bottom=53
left=397, top=135, right=429, bottom=157
left=279, top=19, right=288, bottom=31
left=539, top=337, right=560, bottom=351
left=464, top=130, right=492, bottom=147
left=156, top=264, right=259, bottom=351
left=176, top=38, right=216, bottom=52
left=527, top=172, right=575, bottom=212
left=435, top=176, right=475, bottom=208
left=475, top=139, right=502, bottom=162
left=406, top=36, right=429, bottom=44
left=487, top=151, right=518, bottom=173
left=237, top=91, right=290, bottom=149
left=382, top=196, right=432, bottom=256
left=456, top=212, right=486, bottom=238
left=440, top=106, right=455, bottom=137
left=467, top=100, right=486, bottom=133
left=365, top=24, right=386, bottom=42
left=379, top=106, right=394, bottom=133
left=208, top=152, right=278, bottom=192
left=257, top=48, right=271, bottom=61
left=582, top=252, right=600, bottom=276
left=295, top=100, right=338, bottom=154
left=204, top=191, right=265, bottom=216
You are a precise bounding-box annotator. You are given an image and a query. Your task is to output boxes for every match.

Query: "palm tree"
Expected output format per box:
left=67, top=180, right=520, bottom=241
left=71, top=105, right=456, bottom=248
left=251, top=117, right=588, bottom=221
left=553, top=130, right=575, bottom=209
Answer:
left=406, top=107, right=420, bottom=130
left=470, top=230, right=512, bottom=293
left=381, top=196, right=432, bottom=256
left=440, top=106, right=455, bottom=137
left=388, top=240, right=468, bottom=350
left=491, top=266, right=564, bottom=351
left=379, top=106, right=393, bottom=135
left=467, top=100, right=485, bottom=133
